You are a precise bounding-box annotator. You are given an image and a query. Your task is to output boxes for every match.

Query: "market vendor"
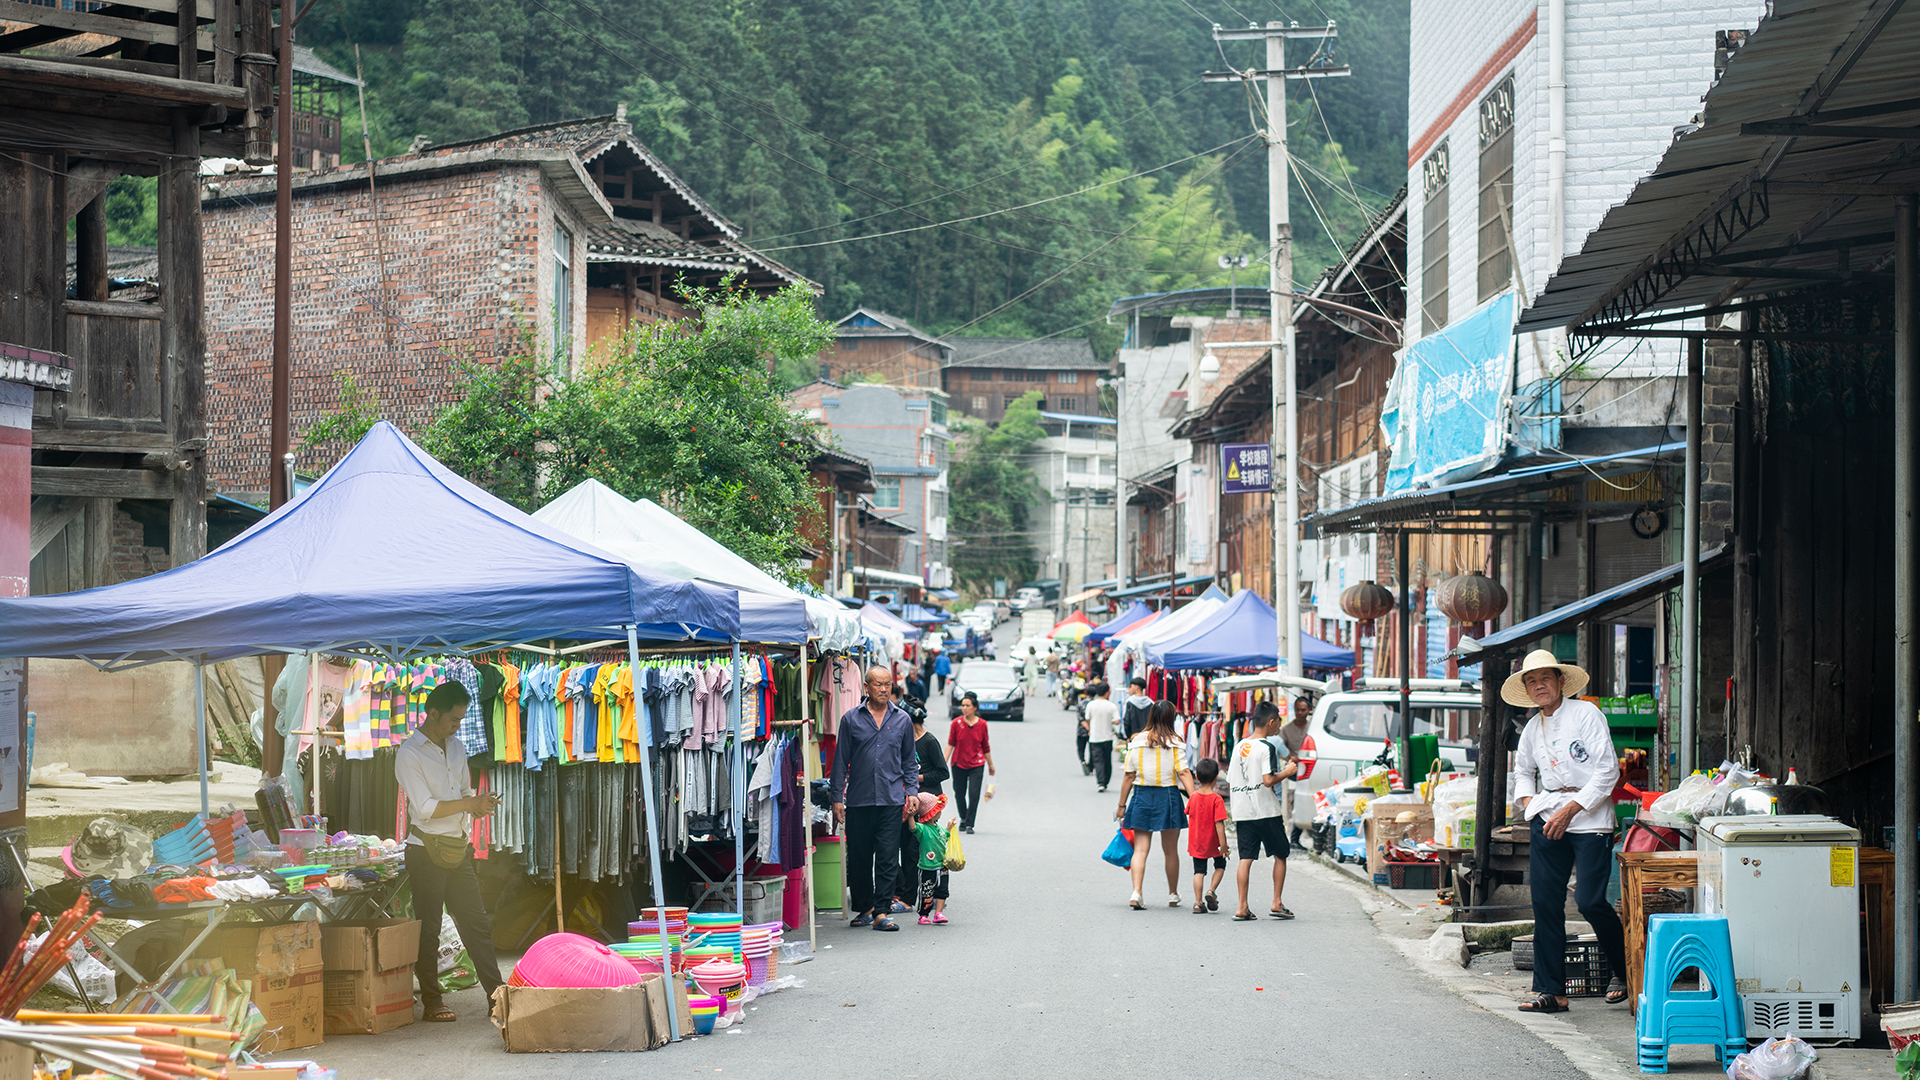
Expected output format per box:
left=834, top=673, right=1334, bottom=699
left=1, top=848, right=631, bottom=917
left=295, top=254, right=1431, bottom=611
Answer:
left=1507, top=650, right=1627, bottom=1013
left=396, top=681, right=505, bottom=1022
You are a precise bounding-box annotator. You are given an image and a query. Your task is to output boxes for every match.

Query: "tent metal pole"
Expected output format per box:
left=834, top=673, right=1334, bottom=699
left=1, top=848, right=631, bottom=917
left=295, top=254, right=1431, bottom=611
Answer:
left=627, top=625, right=680, bottom=1042
left=194, top=661, right=209, bottom=818
left=732, top=641, right=744, bottom=925
left=800, top=645, right=817, bottom=954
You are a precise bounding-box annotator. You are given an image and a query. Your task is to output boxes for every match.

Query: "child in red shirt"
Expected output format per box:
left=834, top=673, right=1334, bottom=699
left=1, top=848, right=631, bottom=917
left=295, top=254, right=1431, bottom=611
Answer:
left=1185, top=757, right=1229, bottom=913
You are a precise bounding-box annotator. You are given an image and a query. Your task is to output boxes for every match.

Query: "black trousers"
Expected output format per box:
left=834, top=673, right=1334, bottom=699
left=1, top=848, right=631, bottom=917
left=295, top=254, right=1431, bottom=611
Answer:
left=844, top=805, right=902, bottom=916
left=1528, top=814, right=1627, bottom=996
left=406, top=844, right=504, bottom=1006
left=951, top=765, right=985, bottom=828
left=1088, top=741, right=1113, bottom=788
left=1076, top=725, right=1089, bottom=764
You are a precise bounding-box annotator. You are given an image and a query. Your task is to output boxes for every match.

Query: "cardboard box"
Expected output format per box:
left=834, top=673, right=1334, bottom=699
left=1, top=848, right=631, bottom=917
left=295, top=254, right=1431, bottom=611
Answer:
left=193, top=921, right=325, bottom=1051
left=321, top=919, right=422, bottom=1035
left=489, top=973, right=695, bottom=1053
left=1365, top=807, right=1435, bottom=877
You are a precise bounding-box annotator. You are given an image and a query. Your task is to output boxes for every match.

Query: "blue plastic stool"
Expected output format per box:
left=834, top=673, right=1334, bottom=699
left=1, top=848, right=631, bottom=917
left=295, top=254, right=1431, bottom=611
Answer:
left=1636, top=913, right=1745, bottom=1073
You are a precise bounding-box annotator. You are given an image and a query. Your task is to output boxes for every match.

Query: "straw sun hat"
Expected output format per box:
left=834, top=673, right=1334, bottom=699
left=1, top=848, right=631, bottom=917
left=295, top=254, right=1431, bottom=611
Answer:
left=1500, top=648, right=1590, bottom=708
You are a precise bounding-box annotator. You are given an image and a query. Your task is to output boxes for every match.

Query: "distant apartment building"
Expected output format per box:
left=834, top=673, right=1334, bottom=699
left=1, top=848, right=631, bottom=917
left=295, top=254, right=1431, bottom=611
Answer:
left=942, top=336, right=1106, bottom=423
left=790, top=381, right=951, bottom=589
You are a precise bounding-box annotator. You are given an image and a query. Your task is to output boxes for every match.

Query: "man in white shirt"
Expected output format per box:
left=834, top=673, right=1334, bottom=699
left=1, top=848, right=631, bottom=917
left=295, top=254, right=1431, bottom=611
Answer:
left=1081, top=681, right=1120, bottom=792
left=396, top=681, right=504, bottom=1022
left=1228, top=702, right=1299, bottom=920
left=1506, top=649, right=1626, bottom=1014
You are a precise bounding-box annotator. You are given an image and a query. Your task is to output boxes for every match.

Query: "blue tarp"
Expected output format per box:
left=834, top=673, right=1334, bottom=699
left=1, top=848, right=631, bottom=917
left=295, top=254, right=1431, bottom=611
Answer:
left=1084, top=601, right=1154, bottom=646
left=901, top=604, right=947, bottom=625
left=1146, top=589, right=1354, bottom=671
left=1382, top=290, right=1516, bottom=493
left=0, top=422, right=740, bottom=667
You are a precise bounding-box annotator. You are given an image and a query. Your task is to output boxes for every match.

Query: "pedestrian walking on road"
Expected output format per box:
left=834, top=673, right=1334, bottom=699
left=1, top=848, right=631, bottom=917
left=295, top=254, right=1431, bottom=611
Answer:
left=1081, top=681, right=1119, bottom=791
left=907, top=793, right=952, bottom=924
left=1506, top=650, right=1628, bottom=1013
left=896, top=710, right=950, bottom=914
left=1121, top=676, right=1153, bottom=739
left=830, top=665, right=919, bottom=932
left=1045, top=650, right=1061, bottom=696
left=1185, top=757, right=1229, bottom=913
left=1023, top=647, right=1043, bottom=697
left=1115, top=700, right=1194, bottom=910
left=947, top=693, right=995, bottom=833
left=1228, top=702, right=1298, bottom=921
left=932, top=650, right=951, bottom=697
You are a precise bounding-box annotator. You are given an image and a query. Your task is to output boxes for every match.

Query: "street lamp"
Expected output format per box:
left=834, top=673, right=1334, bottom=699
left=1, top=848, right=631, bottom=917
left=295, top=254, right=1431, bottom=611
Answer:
left=1218, top=252, right=1251, bottom=316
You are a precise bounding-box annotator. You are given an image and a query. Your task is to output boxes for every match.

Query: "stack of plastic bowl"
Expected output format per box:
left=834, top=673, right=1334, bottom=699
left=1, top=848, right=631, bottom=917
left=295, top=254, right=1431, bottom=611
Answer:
left=687, top=912, right=744, bottom=962
left=633, top=907, right=689, bottom=938
left=688, top=994, right=724, bottom=1035
left=688, top=959, right=748, bottom=1015
left=741, top=923, right=780, bottom=987
left=609, top=935, right=681, bottom=976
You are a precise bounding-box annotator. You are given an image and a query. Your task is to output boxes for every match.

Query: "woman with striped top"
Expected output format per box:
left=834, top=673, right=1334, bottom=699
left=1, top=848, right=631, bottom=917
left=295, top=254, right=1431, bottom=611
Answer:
left=1114, top=700, right=1195, bottom=909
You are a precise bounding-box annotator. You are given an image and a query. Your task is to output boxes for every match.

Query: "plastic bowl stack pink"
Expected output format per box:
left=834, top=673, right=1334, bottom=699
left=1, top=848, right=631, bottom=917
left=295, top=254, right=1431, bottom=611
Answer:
left=741, top=923, right=780, bottom=986
left=689, top=958, right=748, bottom=1005
left=510, top=932, right=642, bottom=989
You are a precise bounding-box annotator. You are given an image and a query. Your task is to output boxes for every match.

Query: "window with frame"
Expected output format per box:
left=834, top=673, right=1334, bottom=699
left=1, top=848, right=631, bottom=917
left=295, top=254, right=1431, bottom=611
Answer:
left=1056, top=396, right=1077, bottom=412
left=872, top=478, right=902, bottom=509
left=970, top=395, right=988, bottom=411
left=1420, top=141, right=1450, bottom=334
left=1056, top=370, right=1077, bottom=384
left=1477, top=75, right=1515, bottom=303
left=840, top=338, right=858, bottom=351
left=552, top=220, right=574, bottom=369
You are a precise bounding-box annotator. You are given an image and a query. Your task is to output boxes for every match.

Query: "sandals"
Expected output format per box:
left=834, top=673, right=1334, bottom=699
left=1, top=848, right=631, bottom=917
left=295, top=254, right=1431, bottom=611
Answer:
left=1192, top=902, right=1208, bottom=914
left=1231, top=912, right=1258, bottom=921
left=423, top=1003, right=456, bottom=1022
left=872, top=916, right=900, bottom=932
left=1517, top=993, right=1568, bottom=1013
left=1128, top=891, right=1144, bottom=910
left=1269, top=906, right=1296, bottom=920
left=849, top=912, right=874, bottom=928
left=1205, top=892, right=1219, bottom=911
left=1606, top=977, right=1628, bottom=1004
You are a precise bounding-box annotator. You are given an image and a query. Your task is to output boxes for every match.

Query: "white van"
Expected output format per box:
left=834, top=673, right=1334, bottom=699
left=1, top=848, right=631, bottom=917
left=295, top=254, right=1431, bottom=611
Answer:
left=1287, top=680, right=1483, bottom=830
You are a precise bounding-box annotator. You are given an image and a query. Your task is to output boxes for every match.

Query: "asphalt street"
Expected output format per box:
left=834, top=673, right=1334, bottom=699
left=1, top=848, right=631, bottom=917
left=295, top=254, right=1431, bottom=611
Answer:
left=304, top=621, right=1591, bottom=1079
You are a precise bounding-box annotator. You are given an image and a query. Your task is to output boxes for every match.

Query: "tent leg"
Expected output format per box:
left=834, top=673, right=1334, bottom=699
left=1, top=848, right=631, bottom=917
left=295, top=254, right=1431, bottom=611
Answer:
left=800, top=647, right=816, bottom=954
left=194, top=662, right=209, bottom=818
left=627, top=626, right=679, bottom=1043
left=731, top=642, right=744, bottom=926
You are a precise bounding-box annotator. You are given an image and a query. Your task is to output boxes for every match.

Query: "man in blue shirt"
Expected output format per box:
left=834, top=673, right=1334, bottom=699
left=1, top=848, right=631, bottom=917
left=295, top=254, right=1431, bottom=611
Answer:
left=830, top=665, right=919, bottom=932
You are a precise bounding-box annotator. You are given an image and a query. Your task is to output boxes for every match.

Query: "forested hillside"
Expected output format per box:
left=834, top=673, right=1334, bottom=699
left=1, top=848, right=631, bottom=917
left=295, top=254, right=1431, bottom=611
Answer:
left=306, top=0, right=1408, bottom=356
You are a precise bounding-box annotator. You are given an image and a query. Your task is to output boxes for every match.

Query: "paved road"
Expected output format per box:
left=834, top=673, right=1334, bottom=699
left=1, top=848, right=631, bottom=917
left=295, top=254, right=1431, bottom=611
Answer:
left=306, top=623, right=1590, bottom=1078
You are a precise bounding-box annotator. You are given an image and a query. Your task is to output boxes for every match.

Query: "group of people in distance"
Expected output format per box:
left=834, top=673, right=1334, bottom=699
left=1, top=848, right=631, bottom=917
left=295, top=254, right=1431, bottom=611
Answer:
left=829, top=664, right=995, bottom=931
left=1081, top=677, right=1301, bottom=920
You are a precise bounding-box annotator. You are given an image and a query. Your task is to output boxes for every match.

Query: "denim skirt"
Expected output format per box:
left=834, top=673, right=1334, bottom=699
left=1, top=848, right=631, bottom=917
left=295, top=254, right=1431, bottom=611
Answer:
left=1123, top=783, right=1186, bottom=832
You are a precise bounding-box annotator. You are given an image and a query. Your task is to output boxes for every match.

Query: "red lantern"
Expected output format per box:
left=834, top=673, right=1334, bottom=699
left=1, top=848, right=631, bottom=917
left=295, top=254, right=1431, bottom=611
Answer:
left=1435, top=572, right=1509, bottom=625
left=1339, top=580, right=1394, bottom=623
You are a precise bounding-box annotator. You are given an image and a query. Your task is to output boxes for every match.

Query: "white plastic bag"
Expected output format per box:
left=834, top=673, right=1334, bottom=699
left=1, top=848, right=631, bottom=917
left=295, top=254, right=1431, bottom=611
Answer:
left=1650, top=773, right=1718, bottom=822
left=24, top=933, right=115, bottom=1004
left=1725, top=1036, right=1817, bottom=1080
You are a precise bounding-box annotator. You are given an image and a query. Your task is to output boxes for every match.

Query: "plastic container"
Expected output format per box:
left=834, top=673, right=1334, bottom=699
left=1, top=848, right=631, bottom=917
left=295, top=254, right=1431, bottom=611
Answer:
left=813, top=836, right=845, bottom=911
left=783, top=867, right=809, bottom=929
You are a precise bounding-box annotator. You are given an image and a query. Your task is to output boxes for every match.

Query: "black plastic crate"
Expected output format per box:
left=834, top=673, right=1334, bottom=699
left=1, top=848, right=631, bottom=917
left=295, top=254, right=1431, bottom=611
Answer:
left=1385, top=861, right=1440, bottom=890
left=1509, top=934, right=1609, bottom=995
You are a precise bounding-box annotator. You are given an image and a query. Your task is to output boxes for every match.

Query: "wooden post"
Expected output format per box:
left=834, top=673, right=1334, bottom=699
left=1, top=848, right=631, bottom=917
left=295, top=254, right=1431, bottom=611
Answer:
left=75, top=195, right=108, bottom=302
left=162, top=109, right=206, bottom=564
left=1472, top=653, right=1511, bottom=912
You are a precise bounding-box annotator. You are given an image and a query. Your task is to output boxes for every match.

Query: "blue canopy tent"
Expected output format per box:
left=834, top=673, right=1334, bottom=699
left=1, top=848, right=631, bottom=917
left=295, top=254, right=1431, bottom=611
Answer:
left=0, top=423, right=735, bottom=1039
left=1145, top=589, right=1355, bottom=671
left=901, top=604, right=947, bottom=626
left=861, top=601, right=922, bottom=640
left=1084, top=601, right=1154, bottom=647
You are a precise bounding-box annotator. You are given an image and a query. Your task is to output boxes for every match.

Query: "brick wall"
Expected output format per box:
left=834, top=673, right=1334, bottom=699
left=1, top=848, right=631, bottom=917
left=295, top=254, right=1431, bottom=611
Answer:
left=202, top=163, right=583, bottom=496
left=111, top=505, right=170, bottom=582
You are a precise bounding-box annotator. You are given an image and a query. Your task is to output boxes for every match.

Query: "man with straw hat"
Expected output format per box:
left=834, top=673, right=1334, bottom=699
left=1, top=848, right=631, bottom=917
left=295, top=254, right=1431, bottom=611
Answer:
left=1505, top=649, right=1628, bottom=1014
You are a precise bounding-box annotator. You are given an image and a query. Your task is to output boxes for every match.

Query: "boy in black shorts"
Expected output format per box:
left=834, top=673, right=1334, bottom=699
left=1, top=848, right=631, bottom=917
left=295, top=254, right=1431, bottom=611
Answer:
left=1184, top=757, right=1229, bottom=912
left=1228, top=702, right=1298, bottom=920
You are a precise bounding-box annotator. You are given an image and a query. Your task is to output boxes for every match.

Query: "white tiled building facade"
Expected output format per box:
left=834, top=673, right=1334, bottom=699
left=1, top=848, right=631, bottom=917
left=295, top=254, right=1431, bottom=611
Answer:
left=1406, top=1, right=1765, bottom=393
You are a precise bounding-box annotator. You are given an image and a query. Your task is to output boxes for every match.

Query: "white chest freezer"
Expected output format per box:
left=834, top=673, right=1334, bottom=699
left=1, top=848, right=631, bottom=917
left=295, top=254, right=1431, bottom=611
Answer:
left=1695, top=815, right=1860, bottom=1040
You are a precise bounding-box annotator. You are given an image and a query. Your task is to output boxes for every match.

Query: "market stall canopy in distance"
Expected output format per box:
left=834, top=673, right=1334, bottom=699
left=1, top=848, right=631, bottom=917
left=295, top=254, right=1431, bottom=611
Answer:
left=1145, top=588, right=1354, bottom=671
left=534, top=479, right=862, bottom=650
left=0, top=422, right=741, bottom=667
left=1084, top=601, right=1155, bottom=646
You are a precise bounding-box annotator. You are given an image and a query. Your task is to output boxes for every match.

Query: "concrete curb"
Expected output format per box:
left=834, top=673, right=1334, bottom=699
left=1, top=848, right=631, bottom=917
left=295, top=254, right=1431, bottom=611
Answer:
left=1297, top=857, right=1643, bottom=1080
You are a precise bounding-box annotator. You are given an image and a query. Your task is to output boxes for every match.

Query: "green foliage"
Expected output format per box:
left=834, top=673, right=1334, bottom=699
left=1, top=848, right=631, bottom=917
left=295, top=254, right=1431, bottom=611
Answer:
left=102, top=176, right=157, bottom=247
left=302, top=0, right=1409, bottom=360
left=300, top=369, right=385, bottom=458
left=948, top=392, right=1047, bottom=592
left=423, top=284, right=832, bottom=580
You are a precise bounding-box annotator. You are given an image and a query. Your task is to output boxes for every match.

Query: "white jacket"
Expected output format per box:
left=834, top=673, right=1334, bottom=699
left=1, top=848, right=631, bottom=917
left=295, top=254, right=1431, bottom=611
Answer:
left=1512, top=697, right=1619, bottom=834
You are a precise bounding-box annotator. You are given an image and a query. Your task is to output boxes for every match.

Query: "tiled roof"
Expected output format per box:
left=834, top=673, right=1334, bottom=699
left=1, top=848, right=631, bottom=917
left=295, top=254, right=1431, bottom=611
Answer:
left=945, top=335, right=1103, bottom=370
left=833, top=308, right=945, bottom=344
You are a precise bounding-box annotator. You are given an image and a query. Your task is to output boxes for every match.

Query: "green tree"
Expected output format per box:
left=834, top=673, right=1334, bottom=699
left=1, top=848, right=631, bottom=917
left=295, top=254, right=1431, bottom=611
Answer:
left=424, top=283, right=832, bottom=580
left=948, top=391, right=1047, bottom=592
left=299, top=369, right=385, bottom=464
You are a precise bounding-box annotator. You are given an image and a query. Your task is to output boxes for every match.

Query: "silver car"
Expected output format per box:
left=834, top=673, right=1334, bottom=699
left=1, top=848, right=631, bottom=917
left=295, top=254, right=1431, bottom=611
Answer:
left=951, top=660, right=1024, bottom=721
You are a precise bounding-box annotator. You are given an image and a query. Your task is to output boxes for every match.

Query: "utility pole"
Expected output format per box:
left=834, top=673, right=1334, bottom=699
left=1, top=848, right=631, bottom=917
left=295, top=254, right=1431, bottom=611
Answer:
left=1205, top=22, right=1349, bottom=678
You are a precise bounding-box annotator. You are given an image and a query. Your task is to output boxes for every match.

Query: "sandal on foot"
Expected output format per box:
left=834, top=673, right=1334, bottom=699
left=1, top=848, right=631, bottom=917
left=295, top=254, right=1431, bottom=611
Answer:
left=1206, top=891, right=1219, bottom=911
left=1269, top=906, right=1295, bottom=920
left=1231, top=912, right=1258, bottom=921
left=1606, top=977, right=1627, bottom=1004
left=1192, top=903, right=1208, bottom=914
left=872, top=916, right=900, bottom=932
left=1517, top=994, right=1567, bottom=1013
left=849, top=912, right=874, bottom=928
left=423, top=1004, right=456, bottom=1022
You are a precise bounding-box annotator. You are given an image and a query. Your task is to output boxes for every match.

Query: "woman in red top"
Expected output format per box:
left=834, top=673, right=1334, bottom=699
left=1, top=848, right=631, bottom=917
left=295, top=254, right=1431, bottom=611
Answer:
left=946, top=693, right=996, bottom=833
